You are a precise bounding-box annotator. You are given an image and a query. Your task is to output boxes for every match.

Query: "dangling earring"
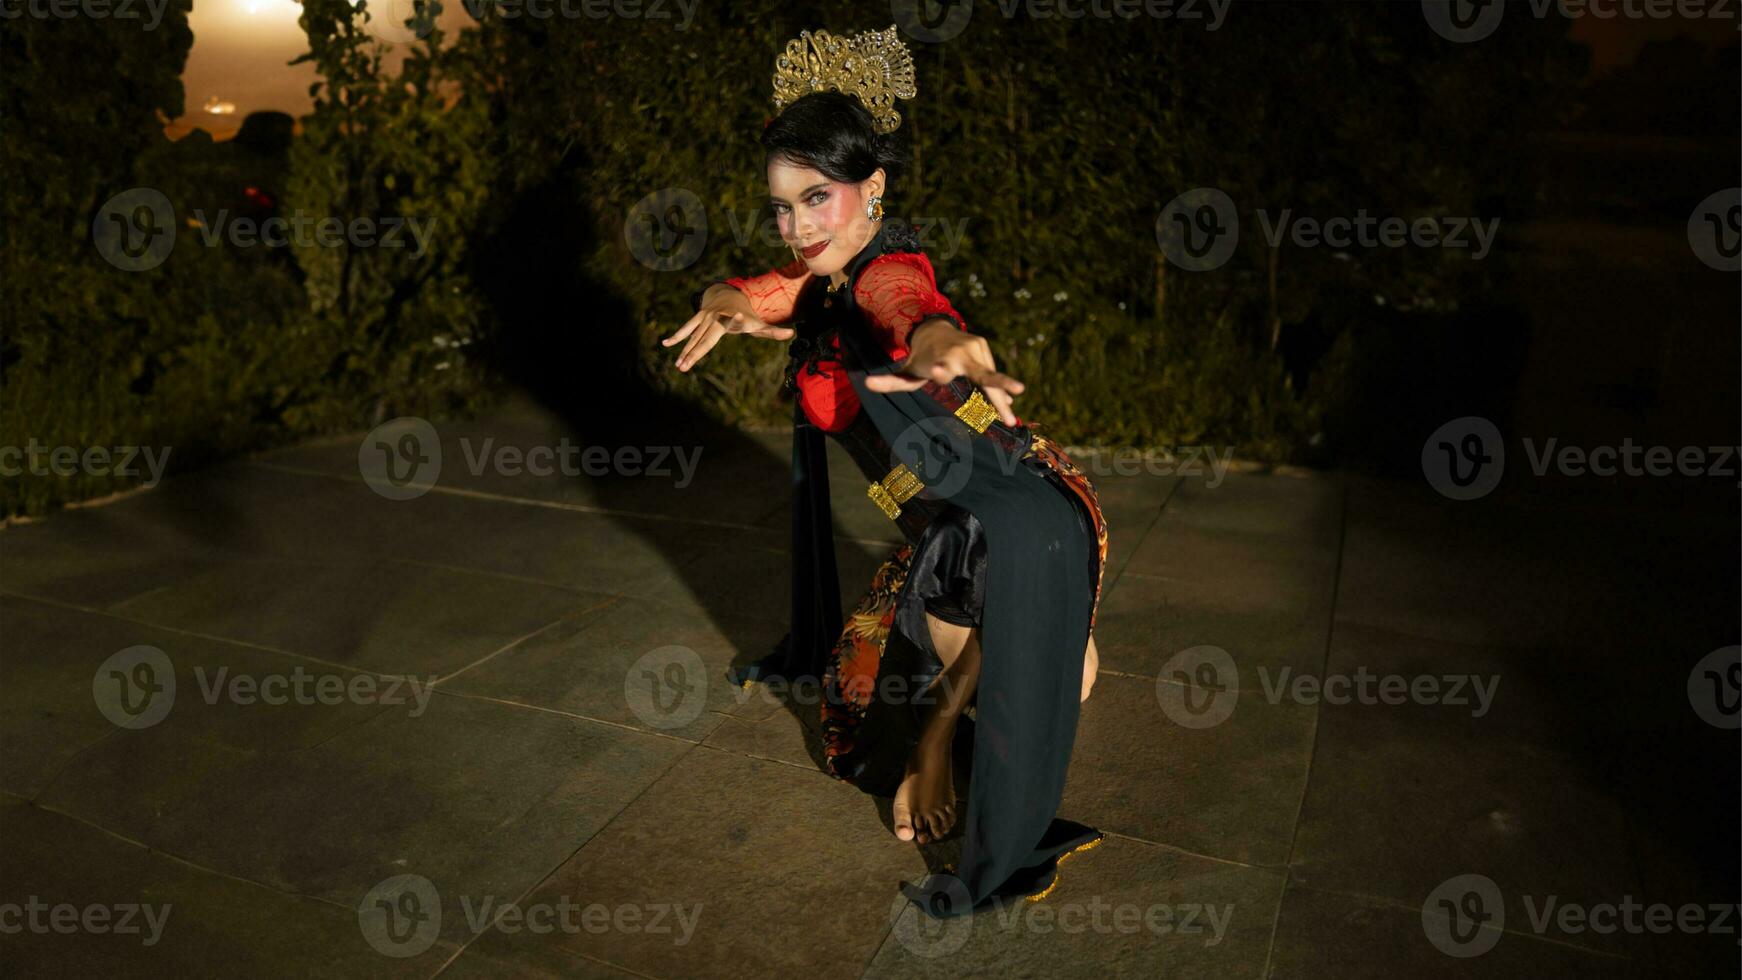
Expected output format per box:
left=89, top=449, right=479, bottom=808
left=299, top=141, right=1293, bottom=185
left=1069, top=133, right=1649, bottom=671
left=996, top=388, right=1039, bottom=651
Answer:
left=865, top=195, right=884, bottom=222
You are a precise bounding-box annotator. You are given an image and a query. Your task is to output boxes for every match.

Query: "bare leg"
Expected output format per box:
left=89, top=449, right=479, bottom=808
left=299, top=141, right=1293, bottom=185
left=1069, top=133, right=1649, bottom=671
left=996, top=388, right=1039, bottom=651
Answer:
left=892, top=613, right=980, bottom=843
left=1082, top=632, right=1099, bottom=702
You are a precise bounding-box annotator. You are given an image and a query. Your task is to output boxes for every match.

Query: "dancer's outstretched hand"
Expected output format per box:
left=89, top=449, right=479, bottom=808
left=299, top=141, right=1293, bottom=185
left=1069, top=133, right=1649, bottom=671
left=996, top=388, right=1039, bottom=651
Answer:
left=662, top=306, right=794, bottom=372
left=863, top=320, right=1025, bottom=426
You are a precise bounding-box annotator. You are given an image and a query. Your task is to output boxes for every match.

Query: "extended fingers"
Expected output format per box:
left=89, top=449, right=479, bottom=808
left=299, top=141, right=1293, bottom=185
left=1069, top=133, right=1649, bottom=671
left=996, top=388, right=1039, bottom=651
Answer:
left=864, top=371, right=929, bottom=392
left=676, top=314, right=726, bottom=371
left=661, top=310, right=706, bottom=347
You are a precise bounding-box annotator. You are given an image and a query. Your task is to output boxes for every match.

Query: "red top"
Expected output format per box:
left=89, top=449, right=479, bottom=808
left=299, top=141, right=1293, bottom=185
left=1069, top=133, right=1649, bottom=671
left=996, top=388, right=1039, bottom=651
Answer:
left=723, top=252, right=1010, bottom=432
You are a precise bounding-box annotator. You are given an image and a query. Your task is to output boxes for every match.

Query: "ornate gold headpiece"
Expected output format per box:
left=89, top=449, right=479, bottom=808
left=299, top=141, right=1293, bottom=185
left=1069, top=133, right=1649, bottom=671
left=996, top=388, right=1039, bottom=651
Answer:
left=770, top=25, right=917, bottom=134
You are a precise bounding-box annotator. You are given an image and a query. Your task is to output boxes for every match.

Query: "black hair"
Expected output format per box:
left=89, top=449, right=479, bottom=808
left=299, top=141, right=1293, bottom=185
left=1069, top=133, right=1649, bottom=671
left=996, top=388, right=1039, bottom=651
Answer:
left=761, top=91, right=910, bottom=189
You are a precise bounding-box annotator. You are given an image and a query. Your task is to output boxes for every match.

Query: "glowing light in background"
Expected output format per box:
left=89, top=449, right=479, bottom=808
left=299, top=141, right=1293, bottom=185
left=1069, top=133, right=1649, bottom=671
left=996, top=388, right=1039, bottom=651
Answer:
left=238, top=0, right=301, bottom=20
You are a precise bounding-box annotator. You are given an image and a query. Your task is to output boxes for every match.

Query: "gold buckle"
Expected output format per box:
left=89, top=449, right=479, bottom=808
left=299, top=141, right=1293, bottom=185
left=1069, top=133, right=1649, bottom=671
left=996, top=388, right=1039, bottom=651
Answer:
left=954, top=390, right=997, bottom=433
left=867, top=462, right=924, bottom=520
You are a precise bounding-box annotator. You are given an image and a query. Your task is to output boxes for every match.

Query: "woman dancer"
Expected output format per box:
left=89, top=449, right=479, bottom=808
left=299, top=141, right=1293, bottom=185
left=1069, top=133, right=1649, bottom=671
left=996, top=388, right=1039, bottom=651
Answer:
left=660, top=26, right=1109, bottom=919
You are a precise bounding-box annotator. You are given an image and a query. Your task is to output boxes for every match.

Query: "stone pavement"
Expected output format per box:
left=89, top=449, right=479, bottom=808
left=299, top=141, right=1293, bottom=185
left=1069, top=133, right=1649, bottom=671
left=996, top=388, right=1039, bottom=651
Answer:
left=1, top=394, right=1735, bottom=978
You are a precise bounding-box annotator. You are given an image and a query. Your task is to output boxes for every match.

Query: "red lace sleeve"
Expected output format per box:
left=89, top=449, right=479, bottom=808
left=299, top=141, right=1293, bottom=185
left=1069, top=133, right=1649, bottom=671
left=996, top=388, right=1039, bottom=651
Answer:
left=711, top=258, right=812, bottom=326
left=852, top=253, right=966, bottom=360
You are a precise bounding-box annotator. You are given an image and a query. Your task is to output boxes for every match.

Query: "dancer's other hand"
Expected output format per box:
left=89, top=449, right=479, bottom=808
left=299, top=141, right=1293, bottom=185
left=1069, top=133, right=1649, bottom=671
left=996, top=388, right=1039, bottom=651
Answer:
left=863, top=319, right=1025, bottom=426
left=663, top=297, right=794, bottom=372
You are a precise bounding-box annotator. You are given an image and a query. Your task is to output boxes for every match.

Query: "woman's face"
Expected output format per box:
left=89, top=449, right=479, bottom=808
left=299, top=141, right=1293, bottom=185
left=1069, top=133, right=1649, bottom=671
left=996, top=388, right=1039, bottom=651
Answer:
left=767, top=158, right=883, bottom=277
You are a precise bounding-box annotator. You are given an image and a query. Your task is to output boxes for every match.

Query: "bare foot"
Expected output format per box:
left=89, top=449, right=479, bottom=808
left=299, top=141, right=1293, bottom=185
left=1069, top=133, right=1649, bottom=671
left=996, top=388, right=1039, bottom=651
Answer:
left=892, top=732, right=956, bottom=844
left=1082, top=632, right=1100, bottom=702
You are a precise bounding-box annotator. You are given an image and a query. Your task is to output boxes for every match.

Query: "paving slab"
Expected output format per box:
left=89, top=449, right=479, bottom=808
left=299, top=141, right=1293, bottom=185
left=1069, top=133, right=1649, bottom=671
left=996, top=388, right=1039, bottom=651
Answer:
left=33, top=689, right=692, bottom=950
left=440, top=593, right=789, bottom=740
left=1285, top=686, right=1643, bottom=960
left=1265, top=880, right=1637, bottom=979
left=0, top=594, right=387, bottom=801
left=863, top=836, right=1284, bottom=980
left=1062, top=671, right=1317, bottom=868
left=0, top=794, right=447, bottom=978
left=101, top=554, right=601, bottom=678
left=453, top=746, right=922, bottom=980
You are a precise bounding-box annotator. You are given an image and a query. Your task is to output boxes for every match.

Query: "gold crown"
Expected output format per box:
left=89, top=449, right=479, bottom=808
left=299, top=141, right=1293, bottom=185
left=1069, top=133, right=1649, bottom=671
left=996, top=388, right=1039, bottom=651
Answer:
left=771, top=25, right=917, bottom=134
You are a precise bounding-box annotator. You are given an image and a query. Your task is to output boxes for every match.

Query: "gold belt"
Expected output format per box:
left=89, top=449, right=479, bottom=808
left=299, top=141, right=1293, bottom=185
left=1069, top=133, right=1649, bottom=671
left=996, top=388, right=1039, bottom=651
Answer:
left=866, top=390, right=1001, bottom=520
